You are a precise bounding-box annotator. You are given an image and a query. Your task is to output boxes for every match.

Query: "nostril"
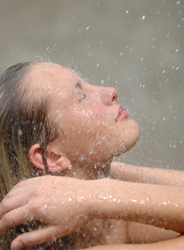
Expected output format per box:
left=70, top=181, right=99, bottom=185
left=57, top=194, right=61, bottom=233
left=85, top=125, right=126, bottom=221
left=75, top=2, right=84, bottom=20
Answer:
left=112, top=89, right=117, bottom=103
left=102, top=87, right=117, bottom=105
left=112, top=95, right=116, bottom=102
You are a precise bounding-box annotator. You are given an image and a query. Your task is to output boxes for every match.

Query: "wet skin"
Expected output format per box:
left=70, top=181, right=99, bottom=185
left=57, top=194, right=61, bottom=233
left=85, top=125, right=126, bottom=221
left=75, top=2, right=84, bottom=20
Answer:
left=1, top=63, right=184, bottom=250
left=28, top=63, right=140, bottom=178
left=24, top=62, right=140, bottom=246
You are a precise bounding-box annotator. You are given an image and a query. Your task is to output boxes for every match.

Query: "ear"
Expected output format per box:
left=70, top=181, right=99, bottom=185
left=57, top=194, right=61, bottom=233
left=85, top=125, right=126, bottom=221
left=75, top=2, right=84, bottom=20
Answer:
left=29, top=144, right=45, bottom=170
left=29, top=140, right=71, bottom=173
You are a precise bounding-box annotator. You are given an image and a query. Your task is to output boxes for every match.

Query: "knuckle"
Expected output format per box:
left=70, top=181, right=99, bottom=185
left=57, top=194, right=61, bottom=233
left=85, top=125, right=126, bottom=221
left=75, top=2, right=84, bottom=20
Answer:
left=2, top=213, right=10, bottom=224
left=31, top=187, right=42, bottom=198
left=16, top=179, right=25, bottom=188
left=0, top=200, right=8, bottom=213
left=28, top=201, right=42, bottom=217
left=19, top=179, right=25, bottom=185
left=29, top=203, right=37, bottom=214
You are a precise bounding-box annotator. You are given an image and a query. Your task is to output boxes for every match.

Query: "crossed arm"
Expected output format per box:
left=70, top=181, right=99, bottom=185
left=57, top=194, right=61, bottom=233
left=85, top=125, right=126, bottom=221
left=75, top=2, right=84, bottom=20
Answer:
left=84, top=236, right=184, bottom=250
left=0, top=162, right=184, bottom=249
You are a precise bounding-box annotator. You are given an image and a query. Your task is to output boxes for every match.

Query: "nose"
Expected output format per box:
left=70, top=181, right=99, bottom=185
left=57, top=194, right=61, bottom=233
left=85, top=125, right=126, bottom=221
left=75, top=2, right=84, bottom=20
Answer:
left=100, top=87, right=118, bottom=106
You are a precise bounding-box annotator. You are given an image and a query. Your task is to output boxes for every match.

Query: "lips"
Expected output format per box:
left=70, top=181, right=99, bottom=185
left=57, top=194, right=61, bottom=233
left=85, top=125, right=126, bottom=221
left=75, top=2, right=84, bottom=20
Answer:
left=115, top=106, right=129, bottom=122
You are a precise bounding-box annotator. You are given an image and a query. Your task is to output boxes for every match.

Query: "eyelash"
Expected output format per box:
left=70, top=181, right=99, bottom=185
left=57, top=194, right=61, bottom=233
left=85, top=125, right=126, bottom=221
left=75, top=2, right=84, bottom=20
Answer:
left=82, top=92, right=87, bottom=100
left=75, top=82, right=87, bottom=101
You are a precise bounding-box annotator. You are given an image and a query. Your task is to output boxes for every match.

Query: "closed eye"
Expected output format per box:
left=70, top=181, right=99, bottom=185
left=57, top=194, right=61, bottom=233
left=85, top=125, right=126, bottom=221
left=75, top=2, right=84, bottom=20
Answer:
left=74, top=82, right=87, bottom=101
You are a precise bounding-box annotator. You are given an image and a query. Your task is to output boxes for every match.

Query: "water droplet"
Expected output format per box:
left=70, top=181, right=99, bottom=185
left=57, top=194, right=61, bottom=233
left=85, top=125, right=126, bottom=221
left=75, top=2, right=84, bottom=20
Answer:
left=162, top=69, right=166, bottom=74
left=141, top=15, right=146, bottom=21
left=46, top=47, right=49, bottom=51
left=86, top=25, right=89, bottom=30
left=131, top=199, right=137, bottom=203
left=126, top=10, right=129, bottom=14
left=18, top=129, right=23, bottom=136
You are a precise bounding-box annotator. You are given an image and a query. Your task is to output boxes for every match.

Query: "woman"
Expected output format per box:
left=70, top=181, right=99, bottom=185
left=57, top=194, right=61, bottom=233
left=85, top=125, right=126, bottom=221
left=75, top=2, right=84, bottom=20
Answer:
left=0, top=62, right=184, bottom=250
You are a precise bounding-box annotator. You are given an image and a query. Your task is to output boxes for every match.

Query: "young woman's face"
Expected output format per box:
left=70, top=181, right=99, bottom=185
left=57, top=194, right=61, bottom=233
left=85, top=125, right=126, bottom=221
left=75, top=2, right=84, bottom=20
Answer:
left=32, top=63, right=140, bottom=164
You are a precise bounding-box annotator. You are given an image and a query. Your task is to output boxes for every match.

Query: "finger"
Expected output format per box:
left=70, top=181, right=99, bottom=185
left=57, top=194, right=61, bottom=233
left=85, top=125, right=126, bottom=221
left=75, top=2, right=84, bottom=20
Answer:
left=0, top=193, right=30, bottom=219
left=3, top=177, right=45, bottom=200
left=3, top=181, right=37, bottom=200
left=10, top=225, right=68, bottom=250
left=0, top=204, right=35, bottom=237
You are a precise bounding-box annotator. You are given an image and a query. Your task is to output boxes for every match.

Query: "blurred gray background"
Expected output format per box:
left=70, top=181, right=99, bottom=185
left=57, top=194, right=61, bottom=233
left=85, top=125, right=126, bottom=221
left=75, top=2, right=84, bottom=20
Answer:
left=0, top=0, right=183, bottom=170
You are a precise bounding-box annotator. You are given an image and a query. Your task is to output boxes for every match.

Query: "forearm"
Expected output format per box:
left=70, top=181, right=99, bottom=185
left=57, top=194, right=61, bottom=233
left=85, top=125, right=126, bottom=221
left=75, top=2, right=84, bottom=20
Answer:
left=127, top=221, right=180, bottom=244
left=110, top=162, right=184, bottom=186
left=83, top=235, right=184, bottom=250
left=89, top=178, right=184, bottom=233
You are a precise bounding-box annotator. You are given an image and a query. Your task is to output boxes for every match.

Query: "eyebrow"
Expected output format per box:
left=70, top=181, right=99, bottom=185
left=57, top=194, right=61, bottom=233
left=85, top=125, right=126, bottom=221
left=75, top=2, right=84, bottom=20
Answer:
left=74, top=82, right=82, bottom=89
left=72, top=81, right=82, bottom=97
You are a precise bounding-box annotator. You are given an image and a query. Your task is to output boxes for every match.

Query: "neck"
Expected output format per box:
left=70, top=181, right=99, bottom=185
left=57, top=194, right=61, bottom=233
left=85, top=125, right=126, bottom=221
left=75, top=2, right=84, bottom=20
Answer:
left=68, top=160, right=112, bottom=180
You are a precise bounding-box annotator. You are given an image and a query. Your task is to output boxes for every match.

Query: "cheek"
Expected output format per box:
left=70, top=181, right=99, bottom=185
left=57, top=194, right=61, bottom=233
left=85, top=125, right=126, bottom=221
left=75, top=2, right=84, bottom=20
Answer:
left=64, top=105, right=112, bottom=147
left=73, top=104, right=109, bottom=129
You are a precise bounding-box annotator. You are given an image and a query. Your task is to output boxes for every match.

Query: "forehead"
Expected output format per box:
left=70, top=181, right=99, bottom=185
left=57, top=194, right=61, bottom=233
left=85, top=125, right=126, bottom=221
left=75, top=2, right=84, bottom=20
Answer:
left=29, top=63, right=81, bottom=96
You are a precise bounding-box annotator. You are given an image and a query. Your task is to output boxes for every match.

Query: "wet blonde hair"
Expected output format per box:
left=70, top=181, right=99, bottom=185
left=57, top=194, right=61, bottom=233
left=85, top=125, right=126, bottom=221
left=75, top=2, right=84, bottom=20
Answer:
left=0, top=62, right=59, bottom=249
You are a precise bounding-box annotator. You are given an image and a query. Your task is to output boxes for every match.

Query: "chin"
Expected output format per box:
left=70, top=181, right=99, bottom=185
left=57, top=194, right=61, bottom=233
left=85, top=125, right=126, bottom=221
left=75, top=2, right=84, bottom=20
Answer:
left=116, top=118, right=140, bottom=155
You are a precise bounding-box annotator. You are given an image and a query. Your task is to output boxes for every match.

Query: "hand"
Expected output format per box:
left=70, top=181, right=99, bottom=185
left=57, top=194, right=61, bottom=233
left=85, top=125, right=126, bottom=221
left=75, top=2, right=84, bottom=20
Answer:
left=0, top=176, right=90, bottom=249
